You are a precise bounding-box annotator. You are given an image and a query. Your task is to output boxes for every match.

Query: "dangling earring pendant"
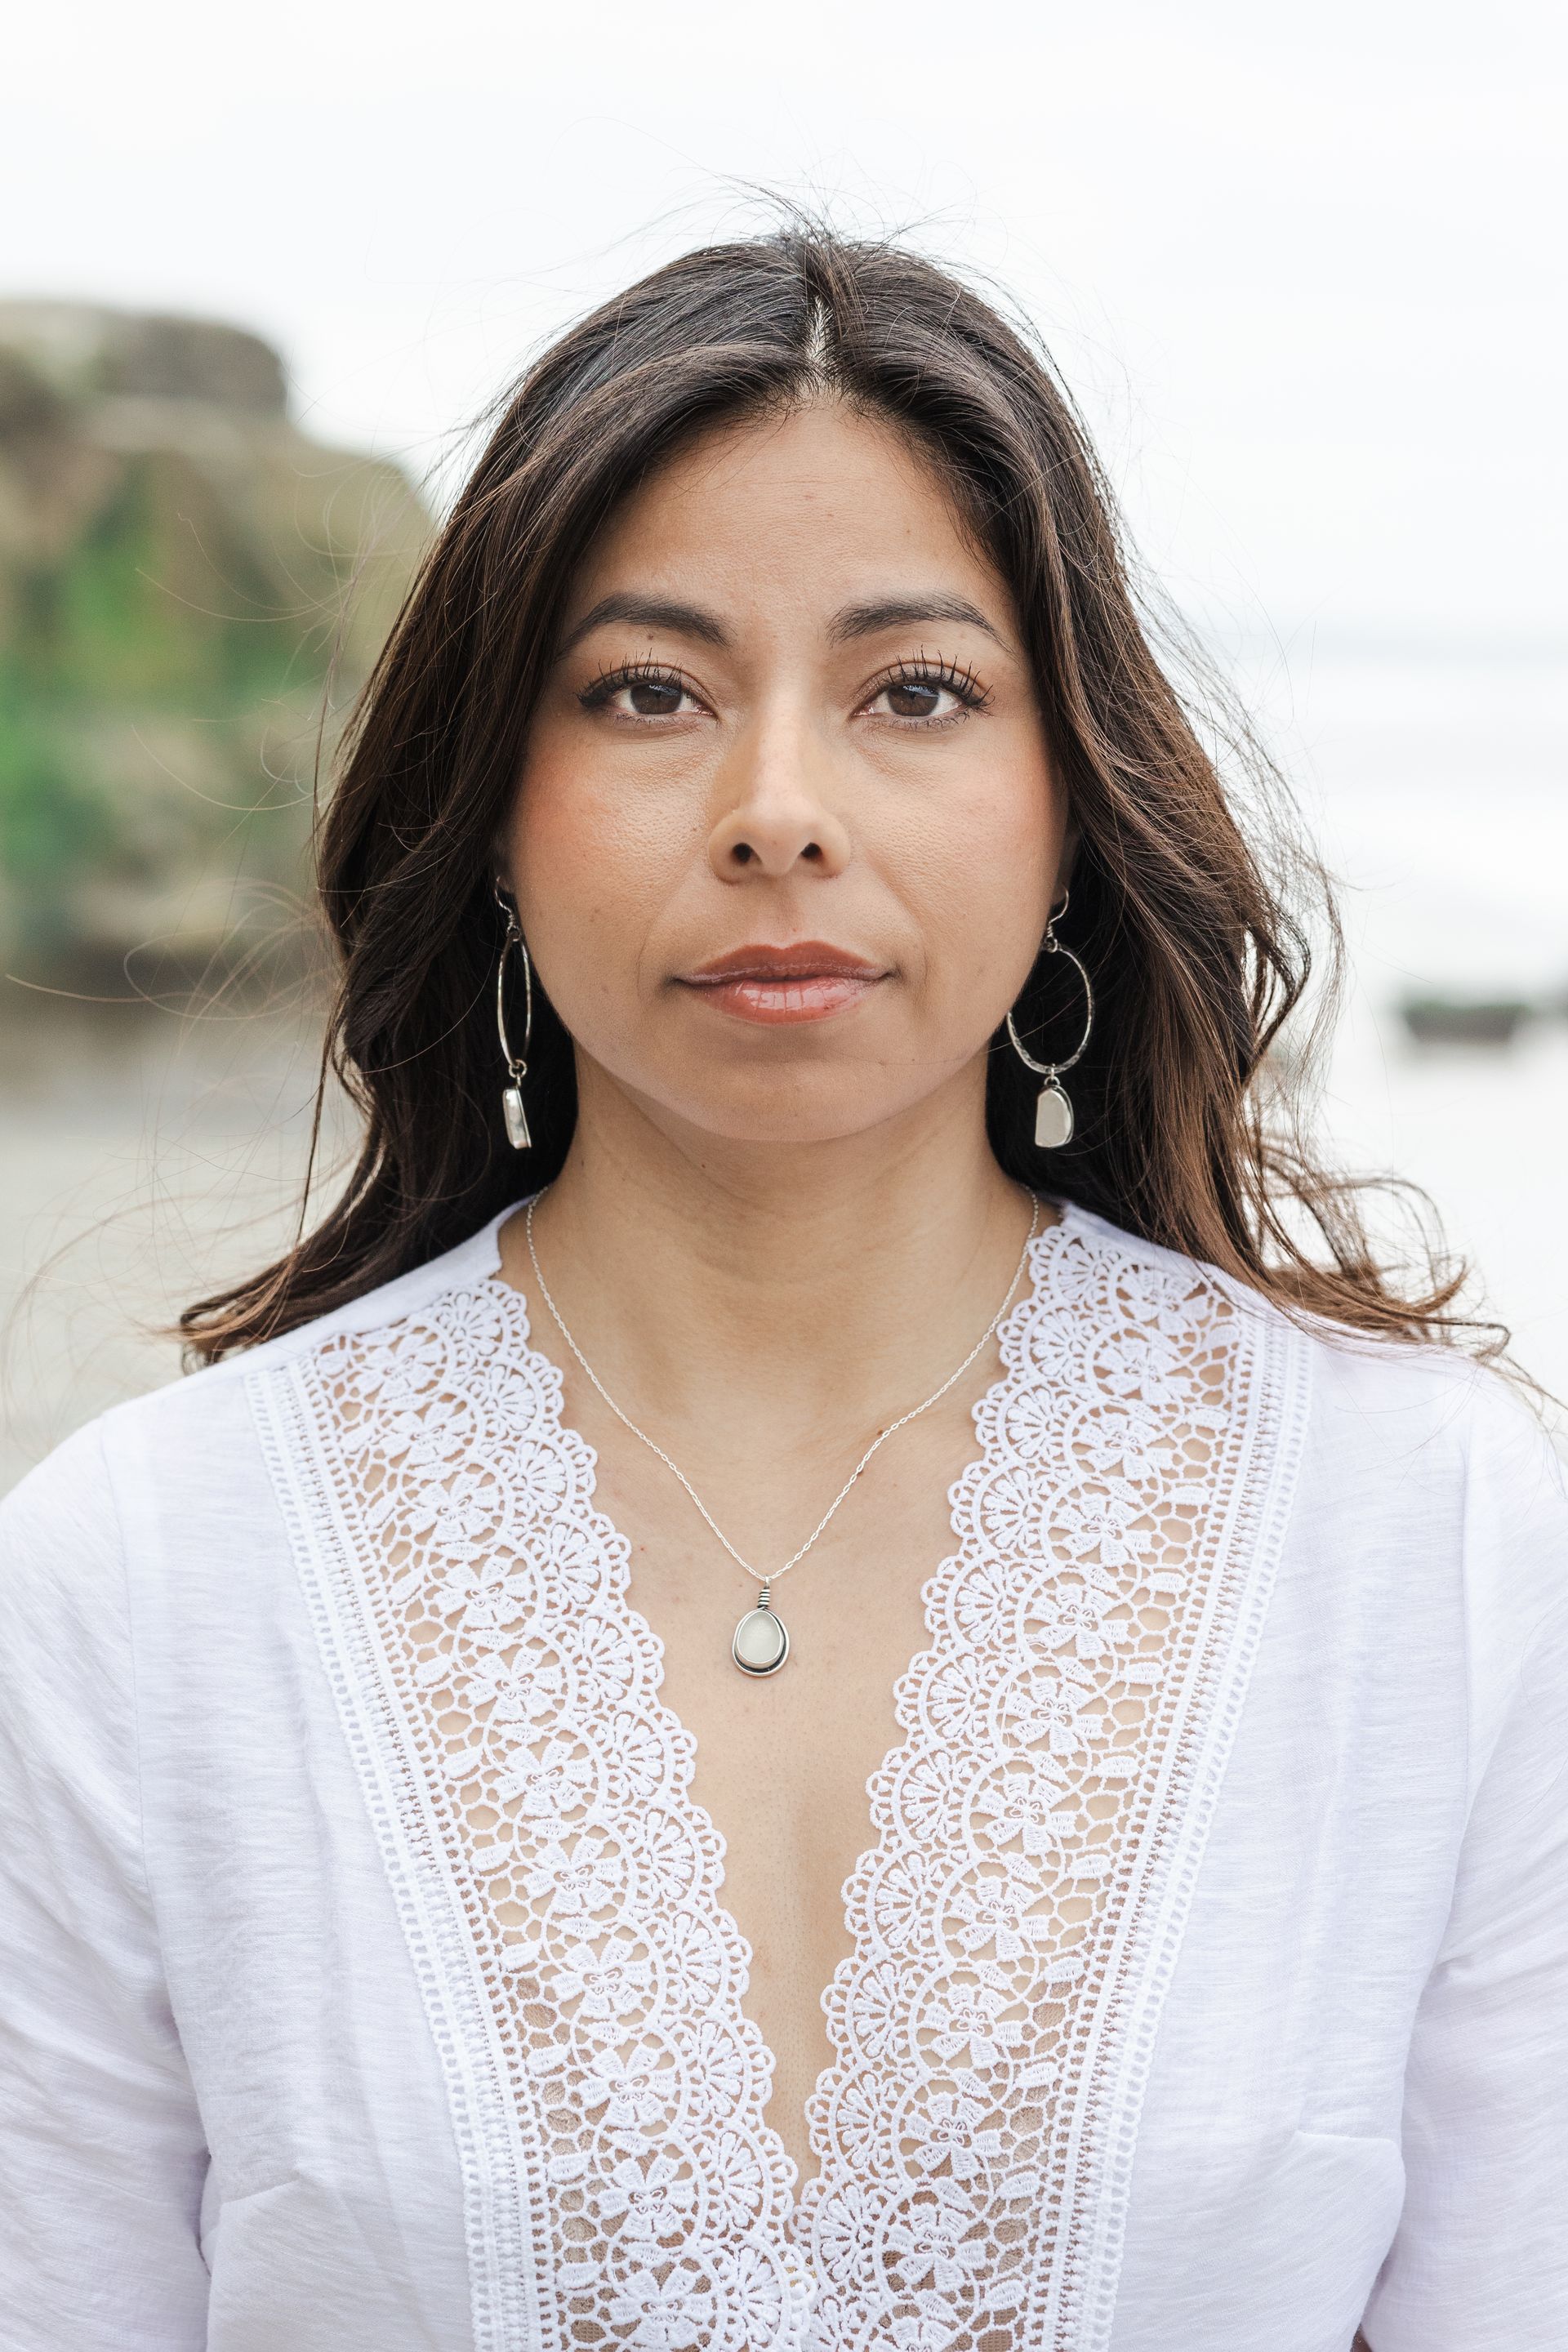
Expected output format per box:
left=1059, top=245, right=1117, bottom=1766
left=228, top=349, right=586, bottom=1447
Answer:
left=502, top=1080, right=531, bottom=1153
left=1005, top=891, right=1094, bottom=1151
left=494, top=883, right=534, bottom=1152
left=1033, top=1076, right=1076, bottom=1151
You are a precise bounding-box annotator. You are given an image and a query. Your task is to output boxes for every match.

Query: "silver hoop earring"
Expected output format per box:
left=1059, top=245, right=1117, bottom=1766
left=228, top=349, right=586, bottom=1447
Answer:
left=493, top=882, right=533, bottom=1152
left=1005, top=891, right=1094, bottom=1149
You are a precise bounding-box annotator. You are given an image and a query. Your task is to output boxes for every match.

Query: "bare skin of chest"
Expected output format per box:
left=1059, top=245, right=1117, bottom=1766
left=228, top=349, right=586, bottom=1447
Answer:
left=559, top=1354, right=1004, bottom=2198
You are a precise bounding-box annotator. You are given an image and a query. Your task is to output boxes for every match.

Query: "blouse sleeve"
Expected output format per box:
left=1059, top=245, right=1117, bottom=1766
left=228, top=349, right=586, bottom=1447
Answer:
left=1362, top=1383, right=1568, bottom=2350
left=0, top=1421, right=210, bottom=2350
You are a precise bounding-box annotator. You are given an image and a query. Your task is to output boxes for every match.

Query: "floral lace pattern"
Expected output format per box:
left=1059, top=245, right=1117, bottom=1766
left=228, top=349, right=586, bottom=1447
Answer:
left=258, top=1206, right=1299, bottom=2352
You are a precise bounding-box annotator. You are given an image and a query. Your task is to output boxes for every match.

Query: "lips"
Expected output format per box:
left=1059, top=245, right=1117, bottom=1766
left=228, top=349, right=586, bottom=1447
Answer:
left=678, top=941, right=887, bottom=1026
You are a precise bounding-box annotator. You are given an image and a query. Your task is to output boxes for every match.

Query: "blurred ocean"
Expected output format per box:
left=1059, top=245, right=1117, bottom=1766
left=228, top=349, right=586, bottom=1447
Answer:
left=1250, top=643, right=1568, bottom=1401
left=2, top=644, right=1564, bottom=1491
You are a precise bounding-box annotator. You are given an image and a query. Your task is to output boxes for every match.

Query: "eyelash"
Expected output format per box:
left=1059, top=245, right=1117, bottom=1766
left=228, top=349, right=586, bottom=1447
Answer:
left=576, top=654, right=992, bottom=723
left=866, top=657, right=991, bottom=722
left=577, top=659, right=694, bottom=712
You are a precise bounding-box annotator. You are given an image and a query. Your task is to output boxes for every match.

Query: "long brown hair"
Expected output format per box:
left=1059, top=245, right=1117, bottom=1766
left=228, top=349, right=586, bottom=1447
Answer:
left=182, top=225, right=1481, bottom=1362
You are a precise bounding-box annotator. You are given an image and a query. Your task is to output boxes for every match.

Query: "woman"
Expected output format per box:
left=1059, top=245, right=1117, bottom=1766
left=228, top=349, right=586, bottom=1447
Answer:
left=1, top=229, right=1562, bottom=2352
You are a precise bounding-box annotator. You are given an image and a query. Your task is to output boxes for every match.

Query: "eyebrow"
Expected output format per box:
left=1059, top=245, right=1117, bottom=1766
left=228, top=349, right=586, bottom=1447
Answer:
left=827, top=595, right=1004, bottom=647
left=557, top=595, right=730, bottom=656
left=555, top=588, right=1006, bottom=659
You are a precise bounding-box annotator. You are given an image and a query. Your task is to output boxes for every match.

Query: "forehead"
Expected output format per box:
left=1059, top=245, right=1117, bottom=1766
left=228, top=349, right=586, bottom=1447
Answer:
left=567, top=400, right=1004, bottom=619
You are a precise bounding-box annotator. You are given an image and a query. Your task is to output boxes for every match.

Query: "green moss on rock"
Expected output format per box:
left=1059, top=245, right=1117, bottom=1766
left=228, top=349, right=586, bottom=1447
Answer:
left=0, top=302, right=429, bottom=986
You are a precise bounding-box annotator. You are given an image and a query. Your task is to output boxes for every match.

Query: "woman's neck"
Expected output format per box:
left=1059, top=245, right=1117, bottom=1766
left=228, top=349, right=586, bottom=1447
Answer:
left=497, top=1057, right=1041, bottom=1447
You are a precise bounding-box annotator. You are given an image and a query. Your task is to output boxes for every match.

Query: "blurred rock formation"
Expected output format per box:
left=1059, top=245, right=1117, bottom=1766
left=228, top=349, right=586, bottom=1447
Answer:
left=0, top=301, right=429, bottom=996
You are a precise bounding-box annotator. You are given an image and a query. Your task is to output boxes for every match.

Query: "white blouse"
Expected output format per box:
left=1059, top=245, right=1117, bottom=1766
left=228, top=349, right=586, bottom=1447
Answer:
left=1, top=1200, right=1565, bottom=2352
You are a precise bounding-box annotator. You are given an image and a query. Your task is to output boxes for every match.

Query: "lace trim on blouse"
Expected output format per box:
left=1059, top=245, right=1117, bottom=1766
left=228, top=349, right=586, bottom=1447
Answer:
left=252, top=1205, right=1308, bottom=2352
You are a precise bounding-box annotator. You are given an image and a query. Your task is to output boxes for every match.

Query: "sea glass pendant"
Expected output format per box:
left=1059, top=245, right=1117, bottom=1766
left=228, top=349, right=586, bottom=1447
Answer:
left=1034, top=1082, right=1074, bottom=1149
left=733, top=1584, right=790, bottom=1676
left=502, top=1084, right=531, bottom=1151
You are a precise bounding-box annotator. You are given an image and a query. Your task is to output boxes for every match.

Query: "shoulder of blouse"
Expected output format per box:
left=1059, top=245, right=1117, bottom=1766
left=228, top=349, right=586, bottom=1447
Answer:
left=198, top=1193, right=527, bottom=1383
left=1069, top=1196, right=1566, bottom=1549
left=0, top=1196, right=524, bottom=1546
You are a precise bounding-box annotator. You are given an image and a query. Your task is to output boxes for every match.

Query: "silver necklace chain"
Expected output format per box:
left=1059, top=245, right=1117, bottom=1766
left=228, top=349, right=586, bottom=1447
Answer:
left=524, top=1191, right=1041, bottom=1593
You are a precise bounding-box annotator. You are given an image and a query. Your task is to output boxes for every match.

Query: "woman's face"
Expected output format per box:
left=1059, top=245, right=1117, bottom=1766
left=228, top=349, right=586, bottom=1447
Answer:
left=506, top=400, right=1068, bottom=1153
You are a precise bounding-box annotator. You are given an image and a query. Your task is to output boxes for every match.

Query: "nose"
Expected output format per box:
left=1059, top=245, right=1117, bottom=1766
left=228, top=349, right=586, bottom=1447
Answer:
left=706, top=719, right=852, bottom=882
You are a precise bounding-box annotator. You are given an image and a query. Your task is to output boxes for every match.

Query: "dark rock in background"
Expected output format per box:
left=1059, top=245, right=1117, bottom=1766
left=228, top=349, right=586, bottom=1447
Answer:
left=1398, top=996, right=1536, bottom=1049
left=0, top=301, right=429, bottom=997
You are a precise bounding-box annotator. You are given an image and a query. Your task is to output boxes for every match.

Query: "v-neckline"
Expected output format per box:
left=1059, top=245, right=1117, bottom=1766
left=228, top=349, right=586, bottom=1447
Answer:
left=270, top=1192, right=1294, bottom=2352
left=485, top=1205, right=1072, bottom=2229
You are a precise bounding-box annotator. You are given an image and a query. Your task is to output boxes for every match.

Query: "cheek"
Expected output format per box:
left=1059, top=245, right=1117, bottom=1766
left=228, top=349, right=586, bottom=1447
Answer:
left=893, top=755, right=1062, bottom=998
left=509, top=742, right=664, bottom=957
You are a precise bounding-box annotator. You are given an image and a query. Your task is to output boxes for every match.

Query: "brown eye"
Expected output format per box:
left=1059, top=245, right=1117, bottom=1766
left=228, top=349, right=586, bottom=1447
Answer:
left=626, top=677, right=685, bottom=716
left=578, top=665, right=702, bottom=719
left=870, top=666, right=984, bottom=723
left=884, top=679, right=945, bottom=719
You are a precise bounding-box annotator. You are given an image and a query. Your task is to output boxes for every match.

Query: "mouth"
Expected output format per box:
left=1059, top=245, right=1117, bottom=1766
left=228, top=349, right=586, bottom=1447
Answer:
left=676, top=941, right=889, bottom=1026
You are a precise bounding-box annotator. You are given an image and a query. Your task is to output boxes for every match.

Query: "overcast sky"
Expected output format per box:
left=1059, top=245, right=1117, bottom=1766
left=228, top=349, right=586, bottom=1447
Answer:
left=5, top=0, right=1564, bottom=651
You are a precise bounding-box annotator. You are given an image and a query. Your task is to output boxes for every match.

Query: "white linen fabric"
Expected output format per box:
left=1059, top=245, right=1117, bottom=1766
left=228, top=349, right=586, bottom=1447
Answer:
left=1, top=1200, right=1564, bottom=2352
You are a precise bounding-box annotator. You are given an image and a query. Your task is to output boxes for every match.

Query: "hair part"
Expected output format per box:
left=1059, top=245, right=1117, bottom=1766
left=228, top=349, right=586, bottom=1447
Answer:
left=180, top=222, right=1494, bottom=1365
